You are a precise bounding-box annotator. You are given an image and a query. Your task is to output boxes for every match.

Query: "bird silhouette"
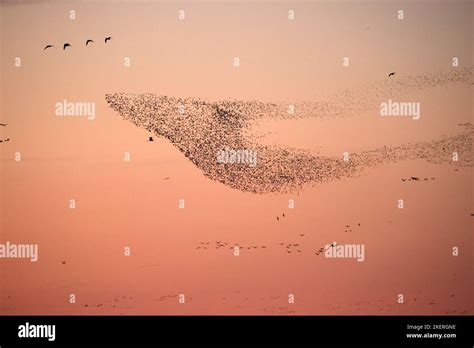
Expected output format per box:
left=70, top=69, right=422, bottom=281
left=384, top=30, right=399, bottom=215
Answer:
left=388, top=72, right=396, bottom=77
left=148, top=136, right=154, bottom=142
left=44, top=44, right=53, bottom=50
left=63, top=43, right=71, bottom=50
left=0, top=123, right=7, bottom=126
left=276, top=216, right=279, bottom=221
left=105, top=36, right=112, bottom=43
left=86, top=39, right=94, bottom=46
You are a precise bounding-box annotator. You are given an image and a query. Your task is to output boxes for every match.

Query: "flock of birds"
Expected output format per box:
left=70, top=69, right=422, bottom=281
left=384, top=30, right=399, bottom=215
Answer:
left=401, top=176, right=436, bottom=182
left=195, top=221, right=361, bottom=255
left=44, top=37, right=112, bottom=50
left=106, top=67, right=473, bottom=194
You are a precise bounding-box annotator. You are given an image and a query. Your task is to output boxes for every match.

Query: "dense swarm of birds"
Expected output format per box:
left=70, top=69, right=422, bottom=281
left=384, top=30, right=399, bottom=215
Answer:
left=106, top=67, right=473, bottom=194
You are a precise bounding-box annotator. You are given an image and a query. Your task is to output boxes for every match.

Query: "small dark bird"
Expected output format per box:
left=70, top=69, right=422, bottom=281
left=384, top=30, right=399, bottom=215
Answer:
left=44, top=44, right=53, bottom=50
left=411, top=176, right=420, bottom=181
left=282, top=213, right=285, bottom=217
left=148, top=136, right=154, bottom=142
left=61, top=261, right=66, bottom=264
left=388, top=72, right=396, bottom=77
left=163, top=177, right=170, bottom=180
left=299, top=234, right=304, bottom=237
left=63, top=43, right=71, bottom=50
left=86, top=39, right=94, bottom=46
left=0, top=123, right=7, bottom=126
left=276, top=216, right=279, bottom=221
left=105, top=36, right=112, bottom=43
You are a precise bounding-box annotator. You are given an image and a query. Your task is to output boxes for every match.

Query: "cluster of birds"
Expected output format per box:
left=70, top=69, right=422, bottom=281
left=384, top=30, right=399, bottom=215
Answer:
left=44, top=37, right=112, bottom=50
left=196, top=241, right=268, bottom=251
left=401, top=177, right=436, bottom=182
left=0, top=123, right=9, bottom=143
left=105, top=67, right=473, bottom=194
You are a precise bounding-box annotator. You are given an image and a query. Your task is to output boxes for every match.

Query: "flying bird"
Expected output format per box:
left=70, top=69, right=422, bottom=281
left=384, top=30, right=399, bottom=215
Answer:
left=388, top=72, right=396, bottom=77
left=105, top=36, right=112, bottom=43
left=86, top=39, right=94, bottom=46
left=44, top=44, right=53, bottom=50
left=0, top=123, right=7, bottom=126
left=63, top=43, right=71, bottom=50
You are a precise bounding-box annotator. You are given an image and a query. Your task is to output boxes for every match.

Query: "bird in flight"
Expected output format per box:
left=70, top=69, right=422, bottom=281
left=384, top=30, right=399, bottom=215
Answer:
left=86, top=39, right=94, bottom=46
left=388, top=72, right=396, bottom=77
left=0, top=123, right=7, bottom=126
left=105, top=36, right=112, bottom=43
left=44, top=44, right=53, bottom=50
left=63, top=43, right=71, bottom=50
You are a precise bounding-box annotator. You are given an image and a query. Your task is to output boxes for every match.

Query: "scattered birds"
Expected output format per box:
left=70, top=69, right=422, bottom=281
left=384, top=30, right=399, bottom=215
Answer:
left=105, top=36, right=112, bottom=43
left=43, top=44, right=53, bottom=50
left=0, top=138, right=10, bottom=143
left=86, top=39, right=94, bottom=46
left=63, top=43, right=71, bottom=50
